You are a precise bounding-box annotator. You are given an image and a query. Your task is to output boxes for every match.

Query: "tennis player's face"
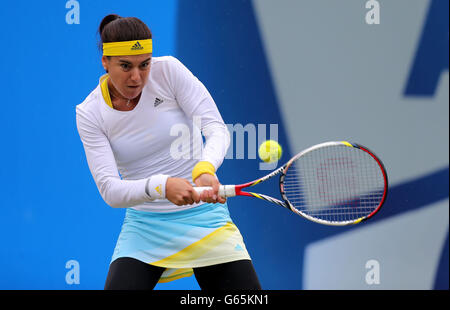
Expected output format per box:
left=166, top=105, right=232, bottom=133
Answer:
left=102, top=54, right=151, bottom=99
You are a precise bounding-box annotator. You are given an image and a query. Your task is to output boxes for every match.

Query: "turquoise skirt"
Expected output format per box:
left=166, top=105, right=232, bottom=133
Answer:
left=110, top=203, right=250, bottom=283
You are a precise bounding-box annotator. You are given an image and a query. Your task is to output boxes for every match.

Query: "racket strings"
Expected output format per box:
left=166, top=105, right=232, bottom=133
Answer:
left=282, top=145, right=385, bottom=223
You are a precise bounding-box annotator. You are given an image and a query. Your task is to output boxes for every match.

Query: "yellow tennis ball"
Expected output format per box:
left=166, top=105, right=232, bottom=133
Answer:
left=258, top=140, right=282, bottom=163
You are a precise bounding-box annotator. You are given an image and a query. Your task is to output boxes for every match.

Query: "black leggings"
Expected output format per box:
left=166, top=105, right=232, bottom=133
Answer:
left=104, top=257, right=261, bottom=290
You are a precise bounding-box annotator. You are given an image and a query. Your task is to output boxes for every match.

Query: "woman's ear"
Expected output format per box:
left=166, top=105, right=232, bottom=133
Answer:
left=101, top=55, right=109, bottom=72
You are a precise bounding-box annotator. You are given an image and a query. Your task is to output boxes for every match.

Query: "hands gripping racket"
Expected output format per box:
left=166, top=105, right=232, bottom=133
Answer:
left=195, top=141, right=388, bottom=226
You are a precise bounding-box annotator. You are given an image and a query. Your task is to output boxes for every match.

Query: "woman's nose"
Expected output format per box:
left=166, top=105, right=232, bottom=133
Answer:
left=130, top=68, right=141, bottom=83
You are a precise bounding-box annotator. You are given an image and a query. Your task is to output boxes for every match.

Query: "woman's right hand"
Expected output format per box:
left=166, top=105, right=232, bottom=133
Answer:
left=165, top=177, right=201, bottom=206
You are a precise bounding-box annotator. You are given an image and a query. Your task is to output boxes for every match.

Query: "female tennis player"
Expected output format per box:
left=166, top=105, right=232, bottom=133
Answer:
left=75, top=14, right=261, bottom=290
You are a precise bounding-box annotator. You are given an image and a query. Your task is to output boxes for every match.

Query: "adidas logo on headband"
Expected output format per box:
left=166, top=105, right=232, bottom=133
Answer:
left=131, top=41, right=144, bottom=51
left=103, top=39, right=152, bottom=56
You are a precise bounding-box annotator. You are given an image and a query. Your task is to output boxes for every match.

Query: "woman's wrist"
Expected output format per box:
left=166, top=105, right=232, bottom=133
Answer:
left=146, top=174, right=170, bottom=199
left=192, top=161, right=216, bottom=182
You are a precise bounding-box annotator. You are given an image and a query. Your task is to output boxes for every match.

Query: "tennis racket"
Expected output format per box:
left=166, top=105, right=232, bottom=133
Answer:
left=195, top=141, right=388, bottom=226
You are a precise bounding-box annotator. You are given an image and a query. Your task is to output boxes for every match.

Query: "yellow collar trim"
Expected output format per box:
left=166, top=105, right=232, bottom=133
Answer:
left=100, top=74, right=113, bottom=108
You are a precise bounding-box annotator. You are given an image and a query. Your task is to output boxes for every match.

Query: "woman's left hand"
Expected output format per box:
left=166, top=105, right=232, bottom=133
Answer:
left=194, top=173, right=226, bottom=204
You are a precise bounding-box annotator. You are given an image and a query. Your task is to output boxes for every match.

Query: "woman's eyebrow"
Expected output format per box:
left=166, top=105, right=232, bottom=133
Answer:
left=118, top=58, right=151, bottom=65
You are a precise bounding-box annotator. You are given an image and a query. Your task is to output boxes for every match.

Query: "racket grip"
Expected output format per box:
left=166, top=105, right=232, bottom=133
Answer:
left=194, top=185, right=236, bottom=198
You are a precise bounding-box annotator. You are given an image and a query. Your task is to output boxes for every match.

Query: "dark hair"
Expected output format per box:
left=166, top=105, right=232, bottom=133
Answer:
left=98, top=14, right=152, bottom=52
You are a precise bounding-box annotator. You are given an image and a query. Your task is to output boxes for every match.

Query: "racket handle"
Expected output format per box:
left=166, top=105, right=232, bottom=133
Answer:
left=194, top=185, right=236, bottom=198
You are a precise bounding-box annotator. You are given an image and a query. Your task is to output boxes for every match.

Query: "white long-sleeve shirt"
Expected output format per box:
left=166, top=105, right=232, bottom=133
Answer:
left=76, top=56, right=230, bottom=212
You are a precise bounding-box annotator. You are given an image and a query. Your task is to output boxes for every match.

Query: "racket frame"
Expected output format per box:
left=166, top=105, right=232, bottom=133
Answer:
left=196, top=141, right=388, bottom=226
left=279, top=141, right=388, bottom=226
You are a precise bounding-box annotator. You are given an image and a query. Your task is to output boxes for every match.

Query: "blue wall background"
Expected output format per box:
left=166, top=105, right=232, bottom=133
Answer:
left=0, top=0, right=447, bottom=290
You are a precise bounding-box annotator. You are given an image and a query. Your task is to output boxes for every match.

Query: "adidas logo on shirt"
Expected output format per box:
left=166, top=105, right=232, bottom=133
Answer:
left=154, top=97, right=164, bottom=107
left=131, top=41, right=144, bottom=51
